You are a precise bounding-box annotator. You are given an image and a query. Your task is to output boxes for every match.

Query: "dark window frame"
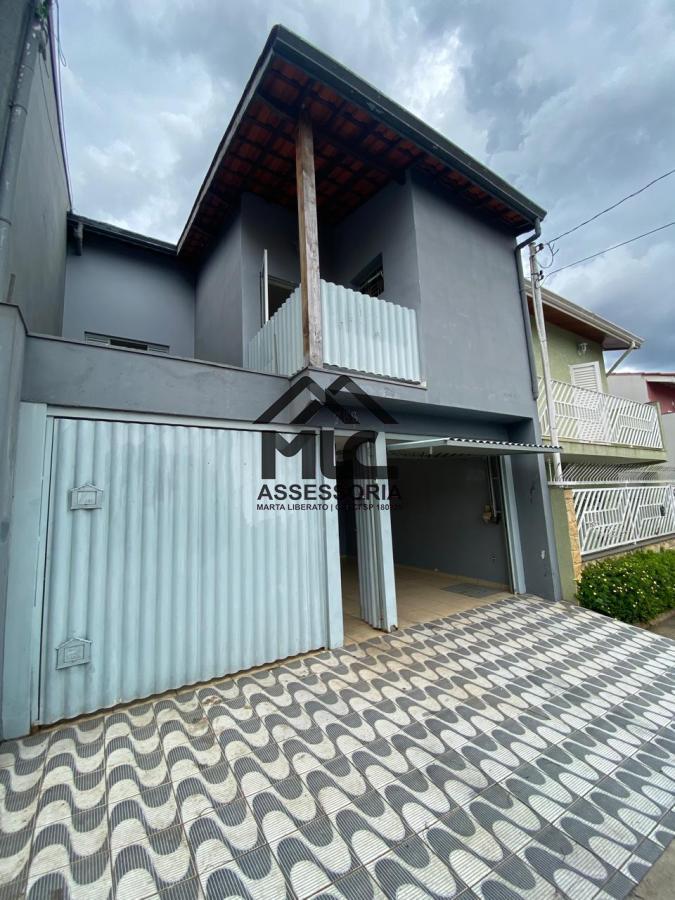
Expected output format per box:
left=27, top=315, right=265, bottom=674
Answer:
left=352, top=254, right=384, bottom=298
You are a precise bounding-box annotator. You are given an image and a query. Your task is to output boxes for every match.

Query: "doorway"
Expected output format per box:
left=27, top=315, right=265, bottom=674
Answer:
left=387, top=452, right=514, bottom=623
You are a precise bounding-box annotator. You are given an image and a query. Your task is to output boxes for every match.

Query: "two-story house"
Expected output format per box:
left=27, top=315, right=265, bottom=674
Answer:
left=527, top=282, right=673, bottom=600
left=0, top=18, right=562, bottom=738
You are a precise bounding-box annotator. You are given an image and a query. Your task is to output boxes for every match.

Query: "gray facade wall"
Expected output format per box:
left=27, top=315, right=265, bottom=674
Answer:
left=63, top=234, right=195, bottom=357
left=0, top=1, right=30, bottom=154
left=5, top=7, right=69, bottom=333
left=508, top=418, right=560, bottom=600
left=411, top=174, right=535, bottom=418
left=195, top=213, right=243, bottom=366
left=389, top=456, right=509, bottom=585
left=0, top=305, right=26, bottom=738
left=21, top=334, right=287, bottom=423
left=325, top=180, right=421, bottom=312
left=240, top=193, right=300, bottom=348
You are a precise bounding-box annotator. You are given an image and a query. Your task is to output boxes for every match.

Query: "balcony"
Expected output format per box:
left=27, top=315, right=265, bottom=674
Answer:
left=246, top=279, right=422, bottom=383
left=538, top=378, right=663, bottom=450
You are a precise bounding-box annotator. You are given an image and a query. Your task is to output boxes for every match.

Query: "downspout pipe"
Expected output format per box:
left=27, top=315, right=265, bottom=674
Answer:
left=514, top=218, right=541, bottom=400
left=0, top=2, right=46, bottom=302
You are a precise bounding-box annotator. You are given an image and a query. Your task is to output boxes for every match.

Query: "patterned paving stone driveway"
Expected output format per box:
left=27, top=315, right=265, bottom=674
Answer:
left=1, top=596, right=675, bottom=899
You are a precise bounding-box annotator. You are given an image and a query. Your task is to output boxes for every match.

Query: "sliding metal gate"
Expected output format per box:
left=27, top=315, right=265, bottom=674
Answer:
left=39, top=416, right=335, bottom=724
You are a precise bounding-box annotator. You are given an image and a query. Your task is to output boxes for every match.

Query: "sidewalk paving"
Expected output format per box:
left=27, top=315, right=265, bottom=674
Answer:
left=1, top=595, right=674, bottom=899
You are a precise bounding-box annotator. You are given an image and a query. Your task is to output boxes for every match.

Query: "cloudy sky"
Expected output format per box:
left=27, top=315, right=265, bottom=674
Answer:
left=58, top=0, right=674, bottom=369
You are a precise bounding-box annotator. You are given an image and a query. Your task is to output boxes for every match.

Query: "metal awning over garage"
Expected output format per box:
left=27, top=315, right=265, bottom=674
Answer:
left=387, top=436, right=562, bottom=458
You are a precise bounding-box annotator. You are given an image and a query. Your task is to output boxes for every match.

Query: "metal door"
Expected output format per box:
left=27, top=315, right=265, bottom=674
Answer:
left=353, top=433, right=397, bottom=630
left=39, top=417, right=335, bottom=723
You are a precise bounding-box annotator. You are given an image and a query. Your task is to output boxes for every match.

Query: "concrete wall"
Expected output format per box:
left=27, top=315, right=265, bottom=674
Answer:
left=21, top=334, right=287, bottom=424
left=195, top=213, right=242, bottom=365
left=607, top=373, right=648, bottom=404
left=410, top=174, right=535, bottom=418
left=326, top=180, right=421, bottom=312
left=660, top=413, right=675, bottom=467
left=63, top=234, right=195, bottom=356
left=240, top=193, right=300, bottom=348
left=531, top=318, right=608, bottom=389
left=389, top=456, right=510, bottom=585
left=0, top=305, right=26, bottom=739
left=0, top=1, right=30, bottom=153
left=646, top=381, right=675, bottom=415
left=507, top=418, right=560, bottom=600
left=4, top=8, right=69, bottom=333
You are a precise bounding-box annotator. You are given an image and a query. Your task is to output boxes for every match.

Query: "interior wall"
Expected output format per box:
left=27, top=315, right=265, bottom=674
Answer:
left=63, top=234, right=195, bottom=357
left=336, top=461, right=357, bottom=558
left=389, top=456, right=509, bottom=585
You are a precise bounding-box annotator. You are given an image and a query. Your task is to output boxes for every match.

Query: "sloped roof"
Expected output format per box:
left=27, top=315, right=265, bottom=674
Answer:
left=178, top=26, right=546, bottom=262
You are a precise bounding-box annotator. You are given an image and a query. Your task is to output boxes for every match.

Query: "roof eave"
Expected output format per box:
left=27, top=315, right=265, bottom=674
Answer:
left=69, top=213, right=177, bottom=255
left=269, top=26, right=546, bottom=226
left=527, top=281, right=643, bottom=350
left=177, top=25, right=546, bottom=255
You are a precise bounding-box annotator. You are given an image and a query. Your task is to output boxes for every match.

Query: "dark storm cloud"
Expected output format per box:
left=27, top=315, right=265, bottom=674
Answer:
left=59, top=0, right=674, bottom=367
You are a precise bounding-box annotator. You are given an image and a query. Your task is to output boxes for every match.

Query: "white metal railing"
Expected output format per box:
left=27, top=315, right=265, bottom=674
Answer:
left=538, top=378, right=663, bottom=450
left=573, top=483, right=675, bottom=555
left=245, top=280, right=422, bottom=382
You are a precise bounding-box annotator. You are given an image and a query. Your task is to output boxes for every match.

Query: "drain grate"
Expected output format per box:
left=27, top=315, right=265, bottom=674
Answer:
left=443, top=582, right=499, bottom=598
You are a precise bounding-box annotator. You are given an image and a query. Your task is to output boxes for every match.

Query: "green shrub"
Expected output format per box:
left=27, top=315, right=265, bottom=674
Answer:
left=576, top=548, right=675, bottom=624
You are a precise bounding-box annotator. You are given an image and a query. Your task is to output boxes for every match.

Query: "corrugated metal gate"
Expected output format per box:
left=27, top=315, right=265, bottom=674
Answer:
left=354, top=434, right=397, bottom=631
left=38, top=416, right=334, bottom=724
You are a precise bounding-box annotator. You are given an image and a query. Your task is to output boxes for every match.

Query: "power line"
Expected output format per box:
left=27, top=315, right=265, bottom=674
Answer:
left=544, top=220, right=675, bottom=278
left=547, top=167, right=675, bottom=243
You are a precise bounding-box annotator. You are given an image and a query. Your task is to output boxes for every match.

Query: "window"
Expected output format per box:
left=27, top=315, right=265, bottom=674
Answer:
left=570, top=361, right=602, bottom=392
left=352, top=254, right=384, bottom=298
left=259, top=249, right=297, bottom=323
left=268, top=276, right=297, bottom=318
left=85, top=332, right=169, bottom=354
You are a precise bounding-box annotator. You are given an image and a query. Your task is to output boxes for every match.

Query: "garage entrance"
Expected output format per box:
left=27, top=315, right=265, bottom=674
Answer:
left=388, top=452, right=514, bottom=622
left=33, top=414, right=339, bottom=726
left=335, top=433, right=524, bottom=642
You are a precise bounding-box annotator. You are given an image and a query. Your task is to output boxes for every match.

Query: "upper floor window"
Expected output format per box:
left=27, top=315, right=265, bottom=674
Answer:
left=260, top=248, right=297, bottom=323
left=570, top=361, right=603, bottom=392
left=85, top=332, right=169, bottom=354
left=352, top=254, right=384, bottom=298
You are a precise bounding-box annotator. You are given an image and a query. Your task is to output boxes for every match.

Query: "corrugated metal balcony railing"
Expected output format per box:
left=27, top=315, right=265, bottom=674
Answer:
left=245, top=280, right=422, bottom=382
left=538, top=378, right=663, bottom=450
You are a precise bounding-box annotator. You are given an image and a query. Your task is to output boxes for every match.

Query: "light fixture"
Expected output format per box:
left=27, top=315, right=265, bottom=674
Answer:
left=577, top=342, right=588, bottom=356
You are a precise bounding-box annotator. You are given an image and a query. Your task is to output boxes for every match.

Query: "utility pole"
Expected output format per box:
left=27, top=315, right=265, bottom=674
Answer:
left=529, top=242, right=563, bottom=482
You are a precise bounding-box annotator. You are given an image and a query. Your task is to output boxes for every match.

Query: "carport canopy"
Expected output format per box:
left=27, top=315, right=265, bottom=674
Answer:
left=387, top=436, right=562, bottom=458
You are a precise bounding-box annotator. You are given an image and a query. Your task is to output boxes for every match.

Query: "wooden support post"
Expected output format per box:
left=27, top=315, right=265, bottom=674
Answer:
left=295, top=111, right=322, bottom=368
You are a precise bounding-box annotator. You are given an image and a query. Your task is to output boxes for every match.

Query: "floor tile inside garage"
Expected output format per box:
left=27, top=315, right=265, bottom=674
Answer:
left=1, top=596, right=675, bottom=900
left=341, top=559, right=511, bottom=644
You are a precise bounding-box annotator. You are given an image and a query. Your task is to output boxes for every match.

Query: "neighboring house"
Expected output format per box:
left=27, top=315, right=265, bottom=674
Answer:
left=0, top=12, right=562, bottom=738
left=609, top=371, right=675, bottom=467
left=528, top=282, right=673, bottom=600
